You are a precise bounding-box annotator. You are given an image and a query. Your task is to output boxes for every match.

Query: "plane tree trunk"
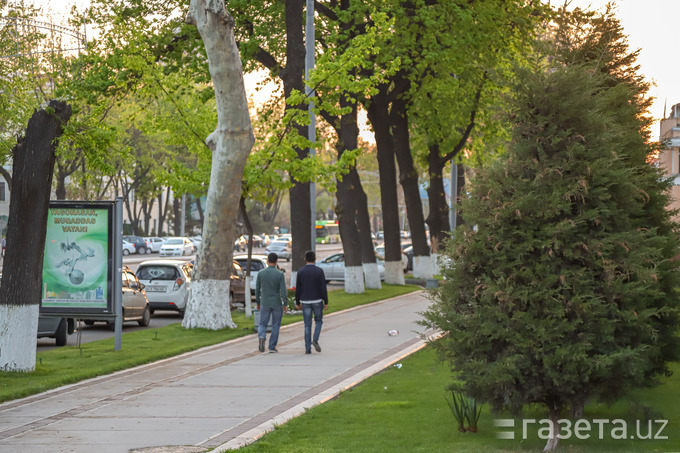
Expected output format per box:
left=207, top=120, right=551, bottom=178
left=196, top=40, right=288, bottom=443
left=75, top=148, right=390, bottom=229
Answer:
left=182, top=0, right=255, bottom=330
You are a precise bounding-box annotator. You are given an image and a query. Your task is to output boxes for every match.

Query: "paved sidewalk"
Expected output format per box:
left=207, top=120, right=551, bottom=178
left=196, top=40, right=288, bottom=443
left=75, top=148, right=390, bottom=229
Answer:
left=0, top=291, right=435, bottom=453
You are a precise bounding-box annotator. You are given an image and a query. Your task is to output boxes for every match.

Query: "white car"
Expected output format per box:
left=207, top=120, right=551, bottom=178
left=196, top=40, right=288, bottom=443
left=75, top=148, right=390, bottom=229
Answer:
left=233, top=254, right=270, bottom=295
left=160, top=237, right=194, bottom=257
left=144, top=237, right=165, bottom=253
left=265, top=239, right=291, bottom=261
left=122, top=239, right=136, bottom=256
left=136, top=260, right=194, bottom=315
left=188, top=236, right=202, bottom=253
left=317, top=252, right=385, bottom=282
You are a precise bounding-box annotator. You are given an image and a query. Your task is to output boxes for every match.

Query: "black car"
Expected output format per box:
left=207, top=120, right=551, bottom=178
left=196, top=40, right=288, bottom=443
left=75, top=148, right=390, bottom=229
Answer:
left=123, top=235, right=148, bottom=254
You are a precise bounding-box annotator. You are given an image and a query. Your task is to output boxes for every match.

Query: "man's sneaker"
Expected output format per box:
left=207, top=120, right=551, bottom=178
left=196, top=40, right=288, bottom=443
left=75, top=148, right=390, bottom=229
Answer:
left=312, top=341, right=321, bottom=352
left=269, top=348, right=278, bottom=353
left=305, top=350, right=311, bottom=354
left=258, top=338, right=265, bottom=353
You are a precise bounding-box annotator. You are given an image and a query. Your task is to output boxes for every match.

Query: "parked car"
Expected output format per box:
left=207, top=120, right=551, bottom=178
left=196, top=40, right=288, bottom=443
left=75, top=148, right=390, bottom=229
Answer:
left=265, top=239, right=291, bottom=261
left=37, top=316, right=76, bottom=346
left=317, top=252, right=386, bottom=283
left=122, top=239, right=136, bottom=256
left=136, top=260, right=193, bottom=316
left=233, top=254, right=270, bottom=295
left=188, top=236, right=202, bottom=253
left=144, top=237, right=165, bottom=253
left=229, top=261, right=247, bottom=309
left=123, top=235, right=148, bottom=255
left=240, top=234, right=265, bottom=248
left=82, top=266, right=151, bottom=328
left=160, top=237, right=194, bottom=257
left=374, top=244, right=408, bottom=272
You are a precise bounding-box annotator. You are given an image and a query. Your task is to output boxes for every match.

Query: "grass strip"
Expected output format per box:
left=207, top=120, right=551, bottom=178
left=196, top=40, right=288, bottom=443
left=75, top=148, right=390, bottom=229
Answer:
left=0, top=284, right=420, bottom=404
left=234, top=347, right=680, bottom=452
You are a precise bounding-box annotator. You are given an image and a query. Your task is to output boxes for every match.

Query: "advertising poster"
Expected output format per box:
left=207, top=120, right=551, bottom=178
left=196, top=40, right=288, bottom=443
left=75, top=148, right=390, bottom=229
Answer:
left=41, top=204, right=112, bottom=311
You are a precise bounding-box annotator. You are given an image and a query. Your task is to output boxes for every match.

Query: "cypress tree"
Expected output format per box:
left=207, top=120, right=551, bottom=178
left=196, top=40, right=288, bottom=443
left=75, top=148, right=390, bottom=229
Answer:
left=421, top=65, right=680, bottom=450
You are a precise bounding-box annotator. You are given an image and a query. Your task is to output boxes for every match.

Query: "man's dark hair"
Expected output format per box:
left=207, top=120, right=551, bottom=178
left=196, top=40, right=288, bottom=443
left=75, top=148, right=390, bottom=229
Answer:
left=305, top=250, right=316, bottom=263
left=267, top=252, right=279, bottom=263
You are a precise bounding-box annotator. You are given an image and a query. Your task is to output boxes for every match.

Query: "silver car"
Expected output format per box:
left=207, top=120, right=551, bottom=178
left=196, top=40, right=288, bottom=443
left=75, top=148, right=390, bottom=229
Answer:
left=317, top=253, right=386, bottom=282
left=82, top=266, right=151, bottom=328
left=264, top=239, right=291, bottom=261
left=136, top=260, right=193, bottom=316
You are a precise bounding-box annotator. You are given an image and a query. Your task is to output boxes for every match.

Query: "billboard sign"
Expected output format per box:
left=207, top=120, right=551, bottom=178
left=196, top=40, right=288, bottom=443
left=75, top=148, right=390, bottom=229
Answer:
left=41, top=201, right=115, bottom=316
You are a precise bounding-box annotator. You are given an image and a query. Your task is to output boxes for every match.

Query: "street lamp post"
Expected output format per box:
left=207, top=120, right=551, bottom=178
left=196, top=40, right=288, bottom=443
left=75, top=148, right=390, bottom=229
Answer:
left=306, top=0, right=316, bottom=252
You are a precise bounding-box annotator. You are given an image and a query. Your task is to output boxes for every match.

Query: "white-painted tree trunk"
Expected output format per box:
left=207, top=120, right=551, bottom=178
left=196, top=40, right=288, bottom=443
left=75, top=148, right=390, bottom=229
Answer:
left=290, top=270, right=297, bottom=291
left=384, top=261, right=405, bottom=285
left=0, top=305, right=39, bottom=371
left=182, top=0, right=254, bottom=330
left=244, top=275, right=252, bottom=317
left=363, top=262, right=381, bottom=289
left=344, top=266, right=365, bottom=294
left=431, top=253, right=441, bottom=275
left=183, top=280, right=235, bottom=329
left=413, top=255, right=434, bottom=279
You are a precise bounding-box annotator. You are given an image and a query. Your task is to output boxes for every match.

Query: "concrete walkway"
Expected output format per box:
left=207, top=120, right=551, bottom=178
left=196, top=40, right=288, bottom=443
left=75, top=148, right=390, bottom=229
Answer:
left=0, top=291, right=435, bottom=453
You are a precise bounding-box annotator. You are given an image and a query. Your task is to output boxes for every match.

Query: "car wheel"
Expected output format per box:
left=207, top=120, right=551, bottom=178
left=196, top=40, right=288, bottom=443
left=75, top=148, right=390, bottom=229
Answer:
left=55, top=319, right=68, bottom=346
left=146, top=247, right=152, bottom=255
left=84, top=320, right=95, bottom=326
left=229, top=292, right=235, bottom=310
left=138, top=306, right=151, bottom=327
left=138, top=246, right=146, bottom=255
left=123, top=249, right=130, bottom=256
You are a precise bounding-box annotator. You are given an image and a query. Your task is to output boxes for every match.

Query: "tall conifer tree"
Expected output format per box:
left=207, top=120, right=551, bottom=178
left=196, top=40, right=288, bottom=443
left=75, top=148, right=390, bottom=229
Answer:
left=421, top=65, right=680, bottom=450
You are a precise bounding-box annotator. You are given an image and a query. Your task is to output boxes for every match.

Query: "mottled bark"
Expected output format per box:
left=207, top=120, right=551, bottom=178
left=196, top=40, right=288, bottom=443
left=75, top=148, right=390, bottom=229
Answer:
left=182, top=0, right=255, bottom=330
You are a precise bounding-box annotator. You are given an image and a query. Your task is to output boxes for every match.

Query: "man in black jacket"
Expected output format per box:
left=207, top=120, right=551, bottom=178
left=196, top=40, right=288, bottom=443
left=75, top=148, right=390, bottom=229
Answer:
left=295, top=250, right=328, bottom=354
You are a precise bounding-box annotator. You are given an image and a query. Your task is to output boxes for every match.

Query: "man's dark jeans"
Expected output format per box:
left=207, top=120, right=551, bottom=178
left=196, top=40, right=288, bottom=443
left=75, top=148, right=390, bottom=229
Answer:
left=302, top=302, right=324, bottom=352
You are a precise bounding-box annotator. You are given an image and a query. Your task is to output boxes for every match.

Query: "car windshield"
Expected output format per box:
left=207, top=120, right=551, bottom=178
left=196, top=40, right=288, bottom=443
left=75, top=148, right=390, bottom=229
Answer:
left=165, top=238, right=184, bottom=245
left=271, top=241, right=288, bottom=246
left=136, top=266, right=179, bottom=281
left=237, top=260, right=265, bottom=271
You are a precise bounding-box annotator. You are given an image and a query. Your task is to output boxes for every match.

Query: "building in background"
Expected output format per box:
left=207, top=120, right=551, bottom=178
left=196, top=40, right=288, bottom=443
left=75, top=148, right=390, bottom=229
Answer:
left=658, top=103, right=680, bottom=220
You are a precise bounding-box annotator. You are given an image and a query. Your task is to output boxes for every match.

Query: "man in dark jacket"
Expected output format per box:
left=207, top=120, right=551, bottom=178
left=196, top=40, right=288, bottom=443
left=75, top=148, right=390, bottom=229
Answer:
left=295, top=250, right=328, bottom=354
left=255, top=252, right=288, bottom=353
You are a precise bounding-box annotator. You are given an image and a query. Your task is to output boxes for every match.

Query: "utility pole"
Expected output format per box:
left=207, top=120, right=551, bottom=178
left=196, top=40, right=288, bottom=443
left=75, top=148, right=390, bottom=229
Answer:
left=306, top=0, right=316, bottom=252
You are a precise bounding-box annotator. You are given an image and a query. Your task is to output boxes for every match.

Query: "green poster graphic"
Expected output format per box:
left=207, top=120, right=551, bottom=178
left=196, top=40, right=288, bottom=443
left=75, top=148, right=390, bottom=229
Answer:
left=42, top=207, right=109, bottom=308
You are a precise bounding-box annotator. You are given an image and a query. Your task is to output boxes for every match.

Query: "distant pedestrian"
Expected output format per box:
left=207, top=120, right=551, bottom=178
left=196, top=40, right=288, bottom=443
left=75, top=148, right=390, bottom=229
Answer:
left=1, top=236, right=5, bottom=257
left=295, top=250, right=328, bottom=354
left=255, top=252, right=288, bottom=353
